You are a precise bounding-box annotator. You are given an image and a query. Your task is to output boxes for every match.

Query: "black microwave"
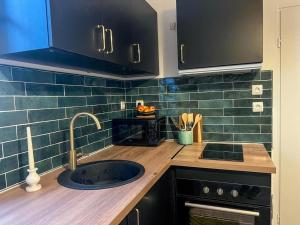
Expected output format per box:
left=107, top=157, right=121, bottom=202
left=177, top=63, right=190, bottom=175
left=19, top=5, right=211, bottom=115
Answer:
left=112, top=117, right=166, bottom=146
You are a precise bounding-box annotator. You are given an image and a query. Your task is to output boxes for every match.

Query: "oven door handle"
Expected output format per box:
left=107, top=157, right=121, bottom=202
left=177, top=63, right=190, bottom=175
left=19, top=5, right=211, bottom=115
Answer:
left=185, top=202, right=260, bottom=217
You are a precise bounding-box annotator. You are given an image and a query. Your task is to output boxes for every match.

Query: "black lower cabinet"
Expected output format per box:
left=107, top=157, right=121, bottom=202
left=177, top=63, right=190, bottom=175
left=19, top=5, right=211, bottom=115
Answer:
left=120, top=170, right=175, bottom=225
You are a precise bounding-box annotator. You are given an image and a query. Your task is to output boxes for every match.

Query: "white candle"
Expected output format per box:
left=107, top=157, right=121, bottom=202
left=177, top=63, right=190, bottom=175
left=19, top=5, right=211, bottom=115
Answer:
left=26, top=127, right=35, bottom=170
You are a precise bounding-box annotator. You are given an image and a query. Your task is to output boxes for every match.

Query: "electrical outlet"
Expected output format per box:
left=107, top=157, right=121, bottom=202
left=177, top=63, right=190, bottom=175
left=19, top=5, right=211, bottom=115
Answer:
left=252, top=85, right=263, bottom=95
left=120, top=101, right=126, bottom=111
left=252, top=102, right=264, bottom=112
left=136, top=100, right=144, bottom=107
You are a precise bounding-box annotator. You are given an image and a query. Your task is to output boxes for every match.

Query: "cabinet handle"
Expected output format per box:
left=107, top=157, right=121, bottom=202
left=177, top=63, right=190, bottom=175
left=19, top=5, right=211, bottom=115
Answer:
left=96, top=25, right=106, bottom=52
left=135, top=208, right=140, bottom=225
left=180, top=44, right=185, bottom=63
left=132, top=43, right=141, bottom=63
left=105, top=28, right=114, bottom=54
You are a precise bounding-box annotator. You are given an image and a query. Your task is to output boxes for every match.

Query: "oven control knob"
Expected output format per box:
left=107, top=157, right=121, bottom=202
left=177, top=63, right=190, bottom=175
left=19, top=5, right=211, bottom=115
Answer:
left=231, top=190, right=239, bottom=198
left=203, top=186, right=210, bottom=194
left=217, top=188, right=224, bottom=196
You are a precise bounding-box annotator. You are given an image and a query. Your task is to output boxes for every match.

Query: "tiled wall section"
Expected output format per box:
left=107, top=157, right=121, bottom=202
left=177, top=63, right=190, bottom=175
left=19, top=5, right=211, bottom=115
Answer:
left=0, top=65, right=126, bottom=191
left=0, top=65, right=272, bottom=191
left=125, top=70, right=272, bottom=151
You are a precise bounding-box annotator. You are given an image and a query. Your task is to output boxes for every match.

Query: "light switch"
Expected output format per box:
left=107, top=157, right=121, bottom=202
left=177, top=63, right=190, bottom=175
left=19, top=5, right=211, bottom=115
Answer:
left=252, top=102, right=264, bottom=112
left=252, top=85, right=263, bottom=95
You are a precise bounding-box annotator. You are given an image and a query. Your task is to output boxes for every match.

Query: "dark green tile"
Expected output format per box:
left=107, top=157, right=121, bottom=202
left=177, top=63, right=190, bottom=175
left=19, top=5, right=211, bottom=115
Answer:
left=160, top=93, right=189, bottom=102
left=0, top=97, right=14, bottom=111
left=198, top=83, right=233, bottom=91
left=15, top=97, right=58, bottom=110
left=3, top=140, right=27, bottom=156
left=261, top=125, right=272, bottom=133
left=65, top=106, right=92, bottom=118
left=74, top=136, right=88, bottom=149
left=224, top=108, right=258, bottom=116
left=132, top=79, right=158, bottom=87
left=191, top=108, right=223, bottom=116
left=234, top=134, right=272, bottom=143
left=188, top=74, right=223, bottom=84
left=139, top=86, right=163, bottom=95
left=80, top=141, right=104, bottom=154
left=131, top=95, right=159, bottom=102
left=0, top=145, right=2, bottom=158
left=167, top=84, right=198, bottom=93
left=126, top=88, right=139, bottom=95
left=234, top=116, right=272, bottom=125
left=198, top=100, right=233, bottom=108
left=0, top=81, right=25, bottom=96
left=92, top=105, right=110, bottom=114
left=190, top=92, right=223, bottom=100
left=92, top=87, right=111, bottom=96
left=109, top=103, right=120, bottom=111
left=26, top=83, right=64, bottom=96
left=204, top=133, right=234, bottom=142
left=65, top=86, right=91, bottom=96
left=203, top=117, right=234, bottom=125
left=0, top=156, right=18, bottom=173
left=0, top=111, right=27, bottom=127
left=55, top=73, right=84, bottom=85
left=158, top=108, right=188, bottom=117
left=234, top=99, right=272, bottom=108
left=203, top=125, right=224, bottom=133
left=261, top=108, right=272, bottom=116
left=17, top=121, right=59, bottom=138
left=6, top=167, right=28, bottom=186
left=28, top=108, right=65, bottom=123
left=106, top=80, right=123, bottom=88
left=0, top=126, right=16, bottom=142
left=224, top=90, right=252, bottom=99
left=223, top=71, right=260, bottom=82
left=0, top=65, right=12, bottom=81
left=234, top=80, right=272, bottom=90
left=34, top=144, right=60, bottom=162
left=86, top=96, right=107, bottom=105
left=50, top=130, right=70, bottom=145
left=36, top=159, right=53, bottom=174
left=0, top=174, right=6, bottom=190
left=59, top=117, right=87, bottom=130
left=261, top=71, right=272, bottom=80
left=58, top=97, right=86, bottom=107
left=160, top=77, right=189, bottom=86
left=18, top=153, right=28, bottom=167
left=108, top=96, right=125, bottom=104
left=168, top=101, right=198, bottom=109
left=110, top=88, right=125, bottom=95
left=85, top=77, right=106, bottom=87
left=224, top=125, right=260, bottom=133
left=52, top=153, right=68, bottom=168
left=87, top=130, right=108, bottom=143
left=12, top=68, right=55, bottom=83
left=104, top=137, right=112, bottom=147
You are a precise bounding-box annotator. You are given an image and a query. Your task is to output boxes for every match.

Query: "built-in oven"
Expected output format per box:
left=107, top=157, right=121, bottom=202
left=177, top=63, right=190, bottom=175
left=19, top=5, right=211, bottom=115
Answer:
left=175, top=167, right=272, bottom=225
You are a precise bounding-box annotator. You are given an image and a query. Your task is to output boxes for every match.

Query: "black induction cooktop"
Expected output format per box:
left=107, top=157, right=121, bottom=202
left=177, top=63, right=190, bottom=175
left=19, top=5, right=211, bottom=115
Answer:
left=200, top=143, right=244, bottom=162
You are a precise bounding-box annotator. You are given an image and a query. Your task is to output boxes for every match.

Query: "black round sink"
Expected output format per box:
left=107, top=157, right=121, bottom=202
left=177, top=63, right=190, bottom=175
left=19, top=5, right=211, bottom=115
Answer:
left=58, top=160, right=145, bottom=190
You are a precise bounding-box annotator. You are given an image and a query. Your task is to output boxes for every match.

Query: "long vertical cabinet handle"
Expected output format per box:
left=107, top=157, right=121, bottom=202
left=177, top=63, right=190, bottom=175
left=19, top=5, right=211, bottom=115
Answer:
left=180, top=44, right=185, bottom=63
left=96, top=25, right=106, bottom=52
left=132, top=43, right=141, bottom=63
left=135, top=208, right=140, bottom=225
left=105, top=28, right=114, bottom=54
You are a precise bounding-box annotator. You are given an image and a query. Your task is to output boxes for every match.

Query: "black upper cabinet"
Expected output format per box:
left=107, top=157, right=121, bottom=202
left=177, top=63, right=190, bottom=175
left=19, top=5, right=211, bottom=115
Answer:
left=0, top=0, right=158, bottom=76
left=177, top=0, right=263, bottom=70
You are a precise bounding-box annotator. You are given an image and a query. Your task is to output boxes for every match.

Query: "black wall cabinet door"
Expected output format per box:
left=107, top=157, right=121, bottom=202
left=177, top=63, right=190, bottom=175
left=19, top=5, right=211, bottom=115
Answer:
left=129, top=0, right=159, bottom=75
left=177, top=0, right=263, bottom=70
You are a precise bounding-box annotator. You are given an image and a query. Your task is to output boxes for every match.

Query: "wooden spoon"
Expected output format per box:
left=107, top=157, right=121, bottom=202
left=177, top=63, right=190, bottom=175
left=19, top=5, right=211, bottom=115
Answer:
left=181, top=113, right=188, bottom=131
left=192, top=114, right=202, bottom=130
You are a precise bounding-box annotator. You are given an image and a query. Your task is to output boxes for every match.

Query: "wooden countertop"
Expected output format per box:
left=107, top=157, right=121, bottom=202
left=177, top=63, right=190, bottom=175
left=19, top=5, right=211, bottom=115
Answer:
left=0, top=142, right=183, bottom=225
left=0, top=141, right=276, bottom=225
left=172, top=142, right=276, bottom=174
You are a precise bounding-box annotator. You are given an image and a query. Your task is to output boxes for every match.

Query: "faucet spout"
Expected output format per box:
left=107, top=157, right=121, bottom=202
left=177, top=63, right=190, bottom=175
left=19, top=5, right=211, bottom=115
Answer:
left=69, top=112, right=101, bottom=171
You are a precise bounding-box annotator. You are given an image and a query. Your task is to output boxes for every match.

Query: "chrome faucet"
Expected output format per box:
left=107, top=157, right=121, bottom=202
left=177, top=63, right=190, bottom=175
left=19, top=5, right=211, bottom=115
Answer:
left=69, top=112, right=101, bottom=171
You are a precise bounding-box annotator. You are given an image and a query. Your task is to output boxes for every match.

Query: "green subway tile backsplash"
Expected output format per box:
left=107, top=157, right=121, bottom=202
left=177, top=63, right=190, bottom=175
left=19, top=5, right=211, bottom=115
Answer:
left=0, top=66, right=272, bottom=191
left=0, top=65, right=125, bottom=191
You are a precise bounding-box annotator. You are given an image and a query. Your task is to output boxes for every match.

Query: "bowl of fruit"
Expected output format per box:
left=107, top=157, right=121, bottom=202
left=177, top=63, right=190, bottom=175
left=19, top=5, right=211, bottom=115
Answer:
left=136, top=105, right=156, bottom=115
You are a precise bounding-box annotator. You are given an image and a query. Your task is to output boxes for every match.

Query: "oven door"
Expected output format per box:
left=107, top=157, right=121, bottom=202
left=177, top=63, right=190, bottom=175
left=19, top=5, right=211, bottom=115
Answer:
left=176, top=199, right=270, bottom=225
left=185, top=202, right=258, bottom=225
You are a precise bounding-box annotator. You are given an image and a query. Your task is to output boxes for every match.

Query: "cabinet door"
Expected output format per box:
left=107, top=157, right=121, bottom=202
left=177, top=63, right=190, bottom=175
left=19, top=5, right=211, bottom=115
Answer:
left=101, top=0, right=133, bottom=66
left=177, top=0, right=263, bottom=70
left=126, top=170, right=174, bottom=225
left=49, top=0, right=104, bottom=59
left=129, top=0, right=159, bottom=75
